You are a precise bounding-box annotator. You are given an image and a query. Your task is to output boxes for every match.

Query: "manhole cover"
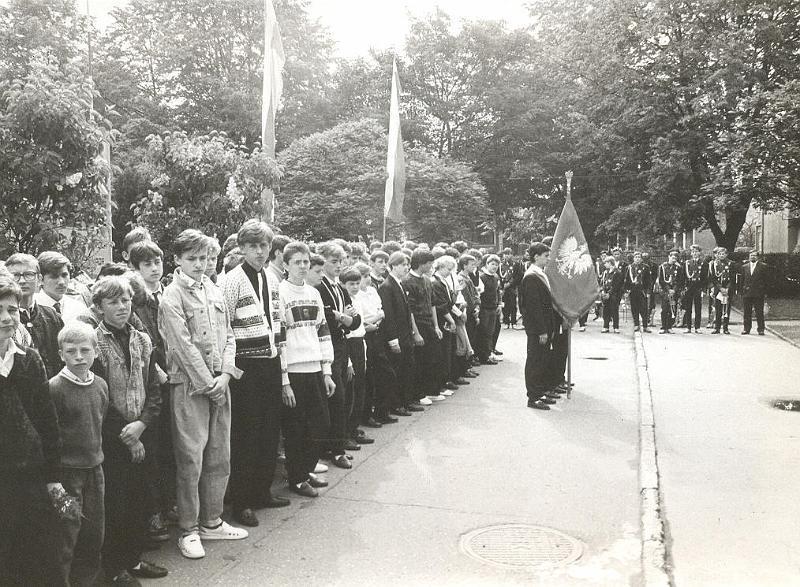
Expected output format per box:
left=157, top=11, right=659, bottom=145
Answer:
left=460, top=524, right=583, bottom=569
left=773, top=400, right=800, bottom=411
left=584, top=356, right=608, bottom=360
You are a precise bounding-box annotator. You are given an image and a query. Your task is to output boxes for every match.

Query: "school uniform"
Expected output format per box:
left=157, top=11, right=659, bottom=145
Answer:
left=403, top=272, right=439, bottom=399
left=657, top=261, right=684, bottom=331
left=377, top=275, right=414, bottom=412
left=624, top=262, right=652, bottom=329
left=601, top=267, right=624, bottom=330
left=681, top=258, right=707, bottom=330
left=520, top=266, right=555, bottom=402
left=709, top=259, right=735, bottom=332
left=431, top=274, right=456, bottom=390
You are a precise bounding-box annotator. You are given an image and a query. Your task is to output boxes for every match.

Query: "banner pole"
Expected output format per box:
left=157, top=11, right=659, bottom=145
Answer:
left=382, top=216, right=387, bottom=242
left=567, top=325, right=572, bottom=399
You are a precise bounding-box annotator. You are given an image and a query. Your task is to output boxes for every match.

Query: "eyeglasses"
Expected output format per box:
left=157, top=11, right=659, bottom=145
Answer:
left=10, top=271, right=39, bottom=282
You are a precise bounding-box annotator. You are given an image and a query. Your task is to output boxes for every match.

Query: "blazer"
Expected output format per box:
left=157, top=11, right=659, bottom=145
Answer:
left=739, top=261, right=770, bottom=298
left=378, top=276, right=413, bottom=348
left=430, top=275, right=454, bottom=330
left=520, top=271, right=555, bottom=337
left=316, top=276, right=361, bottom=346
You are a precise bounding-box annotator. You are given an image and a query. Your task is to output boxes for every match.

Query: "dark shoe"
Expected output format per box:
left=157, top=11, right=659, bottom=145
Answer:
left=540, top=397, right=557, bottom=405
left=492, top=349, right=503, bottom=355
left=545, top=393, right=561, bottom=400
left=354, top=435, right=374, bottom=444
left=634, top=326, right=640, bottom=332
left=332, top=454, right=352, bottom=469
left=343, top=439, right=361, bottom=451
left=711, top=329, right=720, bottom=334
left=111, top=571, right=142, bottom=585
left=464, top=371, right=478, bottom=378
left=527, top=399, right=550, bottom=411
left=234, top=508, right=259, bottom=527
left=741, top=330, right=749, bottom=335
left=758, top=331, right=765, bottom=336
left=643, top=328, right=652, bottom=333
left=262, top=495, right=290, bottom=509
left=454, top=378, right=470, bottom=385
left=391, top=407, right=412, bottom=417
left=289, top=481, right=319, bottom=497
left=307, top=473, right=329, bottom=488
left=406, top=404, right=425, bottom=412
left=481, top=358, right=498, bottom=365
left=378, top=414, right=399, bottom=423
left=444, top=382, right=459, bottom=390
left=128, top=561, right=168, bottom=579
left=363, top=417, right=383, bottom=428
left=147, top=513, right=169, bottom=542
left=723, top=329, right=730, bottom=334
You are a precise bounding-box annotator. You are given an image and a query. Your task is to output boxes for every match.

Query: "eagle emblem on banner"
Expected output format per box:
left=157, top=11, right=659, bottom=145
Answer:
left=556, top=236, right=593, bottom=279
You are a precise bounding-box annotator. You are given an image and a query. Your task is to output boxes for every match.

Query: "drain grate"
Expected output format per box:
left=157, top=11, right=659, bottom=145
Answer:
left=460, top=524, right=583, bottom=569
left=774, top=400, right=800, bottom=411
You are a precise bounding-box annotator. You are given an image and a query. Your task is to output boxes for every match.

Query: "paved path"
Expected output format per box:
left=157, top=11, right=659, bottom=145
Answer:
left=144, top=325, right=642, bottom=586
left=642, top=319, right=800, bottom=586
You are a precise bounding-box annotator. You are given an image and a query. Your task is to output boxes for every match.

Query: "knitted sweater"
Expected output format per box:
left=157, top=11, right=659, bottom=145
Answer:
left=49, top=371, right=108, bottom=469
left=222, top=264, right=285, bottom=359
left=0, top=347, right=61, bottom=482
left=278, top=280, right=333, bottom=385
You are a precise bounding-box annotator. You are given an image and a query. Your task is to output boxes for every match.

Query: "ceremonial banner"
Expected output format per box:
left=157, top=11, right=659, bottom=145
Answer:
left=384, top=59, right=406, bottom=222
left=545, top=177, right=600, bottom=322
left=261, top=0, right=284, bottom=222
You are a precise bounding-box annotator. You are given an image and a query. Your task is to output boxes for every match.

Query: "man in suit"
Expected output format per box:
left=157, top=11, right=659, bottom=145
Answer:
left=377, top=252, right=416, bottom=419
left=739, top=249, right=770, bottom=335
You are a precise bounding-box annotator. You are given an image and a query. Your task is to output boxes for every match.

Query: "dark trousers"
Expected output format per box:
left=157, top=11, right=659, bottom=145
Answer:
left=682, top=287, right=702, bottom=329
left=59, top=466, right=105, bottom=587
left=578, top=311, right=589, bottom=327
left=156, top=383, right=176, bottom=515
left=466, top=313, right=479, bottom=351
left=385, top=345, right=414, bottom=408
left=282, top=372, right=331, bottom=486
left=547, top=329, right=568, bottom=388
left=0, top=474, right=64, bottom=586
left=743, top=296, right=765, bottom=333
left=365, top=333, right=397, bottom=417
left=414, top=326, right=440, bottom=399
left=525, top=335, right=551, bottom=399
left=328, top=340, right=351, bottom=455
left=346, top=337, right=366, bottom=436
left=477, top=308, right=497, bottom=360
left=437, top=329, right=454, bottom=388
left=102, top=436, right=150, bottom=578
left=502, top=288, right=518, bottom=324
left=660, top=293, right=677, bottom=330
left=629, top=289, right=648, bottom=328
left=229, top=357, right=282, bottom=512
left=603, top=296, right=620, bottom=329
left=713, top=298, right=731, bottom=331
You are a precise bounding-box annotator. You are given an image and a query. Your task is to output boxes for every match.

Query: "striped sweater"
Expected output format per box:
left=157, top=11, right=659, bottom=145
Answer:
left=222, top=264, right=285, bottom=360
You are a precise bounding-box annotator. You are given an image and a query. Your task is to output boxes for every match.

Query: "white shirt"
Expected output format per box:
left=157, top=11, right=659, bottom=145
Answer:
left=750, top=261, right=758, bottom=274
left=356, top=287, right=383, bottom=325
left=34, top=290, right=86, bottom=322
left=346, top=294, right=367, bottom=338
left=0, top=339, right=26, bottom=378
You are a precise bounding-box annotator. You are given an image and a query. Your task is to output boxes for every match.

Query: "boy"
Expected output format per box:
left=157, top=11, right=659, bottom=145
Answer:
left=221, top=221, right=290, bottom=528
left=457, top=254, right=481, bottom=372
left=160, top=230, right=247, bottom=559
left=121, top=227, right=152, bottom=266
left=520, top=243, right=555, bottom=410
left=205, top=237, right=221, bottom=283
left=6, top=252, right=65, bottom=377
left=50, top=322, right=108, bottom=586
left=341, top=266, right=374, bottom=446
left=403, top=249, right=439, bottom=407
left=0, top=273, right=64, bottom=586
left=91, top=276, right=167, bottom=585
left=278, top=242, right=336, bottom=497
left=657, top=250, right=684, bottom=334
left=369, top=250, right=389, bottom=289
left=709, top=247, right=734, bottom=334
left=624, top=251, right=652, bottom=333
left=35, top=251, right=87, bottom=322
left=267, top=234, right=291, bottom=283
left=682, top=244, right=707, bottom=333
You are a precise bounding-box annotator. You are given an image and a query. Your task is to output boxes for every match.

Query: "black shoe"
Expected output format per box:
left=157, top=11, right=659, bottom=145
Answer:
left=128, top=561, right=168, bottom=579
left=378, top=414, right=399, bottom=423
left=741, top=330, right=749, bottom=335
left=234, top=508, right=259, bottom=527
left=723, top=329, right=730, bottom=334
left=758, top=331, right=765, bottom=336
left=307, top=473, right=329, bottom=488
left=545, top=393, right=561, bottom=400
left=363, top=417, right=383, bottom=428
left=464, top=371, right=478, bottom=378
left=481, top=358, right=498, bottom=365
left=391, top=407, right=412, bottom=417
left=111, top=571, right=141, bottom=586
left=711, top=329, right=720, bottom=334
left=527, top=399, right=550, bottom=411
left=261, top=495, right=290, bottom=509
left=444, top=382, right=459, bottom=390
left=406, top=404, right=425, bottom=412
left=643, top=328, right=652, bottom=333
left=354, top=434, right=374, bottom=444
left=492, top=349, right=503, bottom=356
left=454, top=378, right=470, bottom=385
left=540, top=397, right=557, bottom=405
left=289, top=481, right=319, bottom=497
left=331, top=454, right=352, bottom=469
left=146, top=513, right=169, bottom=542
left=343, top=439, right=361, bottom=451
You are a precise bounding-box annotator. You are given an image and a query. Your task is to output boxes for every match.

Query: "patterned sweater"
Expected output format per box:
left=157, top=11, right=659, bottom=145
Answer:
left=278, top=280, right=333, bottom=385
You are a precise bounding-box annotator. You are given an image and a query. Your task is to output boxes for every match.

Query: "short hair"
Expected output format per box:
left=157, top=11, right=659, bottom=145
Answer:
left=340, top=267, right=362, bottom=284
left=317, top=242, right=345, bottom=260
left=222, top=233, right=239, bottom=256
left=382, top=241, right=402, bottom=254
left=332, top=239, right=351, bottom=255
left=224, top=249, right=243, bottom=273
left=444, top=247, right=460, bottom=258
left=434, top=242, right=449, bottom=250
left=633, top=250, right=643, bottom=258
left=668, top=249, right=679, bottom=256
left=5, top=253, right=38, bottom=271
left=57, top=321, right=97, bottom=349
left=128, top=240, right=164, bottom=269
left=466, top=248, right=482, bottom=260
left=717, top=246, right=728, bottom=254
left=401, top=247, right=413, bottom=258
left=350, top=242, right=367, bottom=261
left=207, top=237, right=221, bottom=256
left=353, top=262, right=371, bottom=277
left=123, top=227, right=151, bottom=252
left=410, top=249, right=435, bottom=270
left=451, top=240, right=469, bottom=253
left=37, top=251, right=72, bottom=277
left=690, top=244, right=702, bottom=252
left=269, top=235, right=292, bottom=261
left=458, top=254, right=477, bottom=271
left=528, top=242, right=550, bottom=259
left=173, top=229, right=209, bottom=258
left=388, top=251, right=410, bottom=267
left=369, top=250, right=389, bottom=263
left=431, top=247, right=446, bottom=259
left=749, top=248, right=759, bottom=256
left=282, top=241, right=310, bottom=264
left=604, top=257, right=617, bottom=266
left=97, top=262, right=129, bottom=278
left=125, top=270, right=148, bottom=306
left=434, top=255, right=456, bottom=272
left=542, top=236, right=554, bottom=246
left=611, top=247, right=622, bottom=254
left=91, top=275, right=133, bottom=307
left=369, top=241, right=383, bottom=251
left=502, top=247, right=513, bottom=255
left=0, top=274, right=22, bottom=303
left=484, top=254, right=501, bottom=265
left=402, top=240, right=418, bottom=250
left=237, top=219, right=273, bottom=246
left=309, top=254, right=325, bottom=268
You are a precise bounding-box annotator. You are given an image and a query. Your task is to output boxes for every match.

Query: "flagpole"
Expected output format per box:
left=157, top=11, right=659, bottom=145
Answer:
left=565, top=171, right=573, bottom=399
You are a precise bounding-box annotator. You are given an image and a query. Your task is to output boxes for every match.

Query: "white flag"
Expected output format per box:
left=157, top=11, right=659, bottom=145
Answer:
left=384, top=59, right=406, bottom=221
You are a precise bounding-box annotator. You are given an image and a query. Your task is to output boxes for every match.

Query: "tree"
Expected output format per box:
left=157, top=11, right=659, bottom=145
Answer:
left=129, top=130, right=280, bottom=263
left=276, top=119, right=490, bottom=242
left=0, top=63, right=114, bottom=267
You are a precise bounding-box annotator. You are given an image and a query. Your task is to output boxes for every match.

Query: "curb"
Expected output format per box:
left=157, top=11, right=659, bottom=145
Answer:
left=730, top=307, right=800, bottom=349
left=634, top=332, right=672, bottom=587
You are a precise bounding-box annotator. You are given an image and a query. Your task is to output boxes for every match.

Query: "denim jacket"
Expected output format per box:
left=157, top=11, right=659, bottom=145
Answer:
left=159, top=269, right=242, bottom=394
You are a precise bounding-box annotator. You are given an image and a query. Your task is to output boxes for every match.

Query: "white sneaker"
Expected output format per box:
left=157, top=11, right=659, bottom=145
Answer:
left=419, top=397, right=433, bottom=405
left=178, top=532, right=205, bottom=559
left=440, top=390, right=454, bottom=397
left=313, top=461, right=329, bottom=474
left=199, top=521, right=248, bottom=541
left=427, top=394, right=445, bottom=402
left=579, top=326, right=586, bottom=332
left=491, top=353, right=504, bottom=362
left=613, top=328, right=620, bottom=334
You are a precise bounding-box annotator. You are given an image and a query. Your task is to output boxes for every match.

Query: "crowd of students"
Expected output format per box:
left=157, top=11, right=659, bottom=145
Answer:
left=0, top=220, right=524, bottom=586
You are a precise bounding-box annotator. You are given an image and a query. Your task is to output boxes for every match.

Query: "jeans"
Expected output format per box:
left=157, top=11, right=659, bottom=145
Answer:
left=171, top=382, right=231, bottom=532
left=60, top=466, right=104, bottom=586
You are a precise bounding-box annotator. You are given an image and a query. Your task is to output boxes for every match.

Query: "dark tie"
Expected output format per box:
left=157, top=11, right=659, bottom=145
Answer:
left=20, top=309, right=31, bottom=326
left=261, top=271, right=272, bottom=329
left=152, top=291, right=161, bottom=305
left=53, top=301, right=61, bottom=315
